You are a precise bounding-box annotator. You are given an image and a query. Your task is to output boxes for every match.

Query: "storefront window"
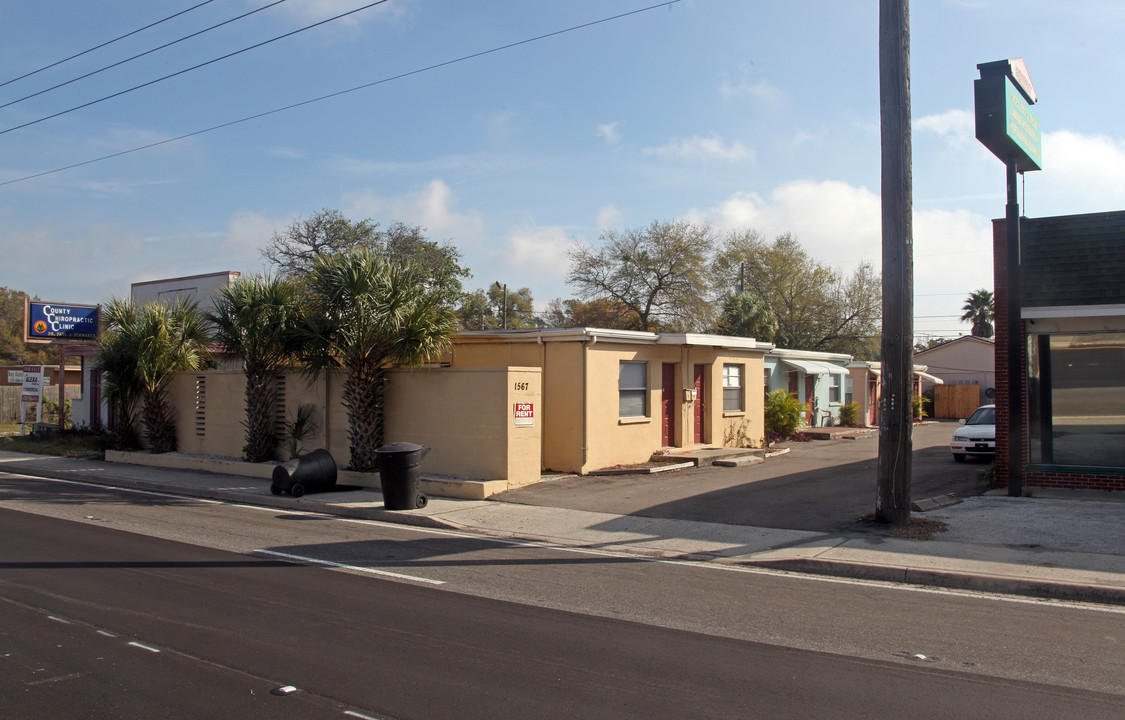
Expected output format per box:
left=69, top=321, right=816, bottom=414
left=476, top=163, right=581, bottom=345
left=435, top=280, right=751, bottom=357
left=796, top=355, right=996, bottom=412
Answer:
left=1028, top=332, right=1125, bottom=468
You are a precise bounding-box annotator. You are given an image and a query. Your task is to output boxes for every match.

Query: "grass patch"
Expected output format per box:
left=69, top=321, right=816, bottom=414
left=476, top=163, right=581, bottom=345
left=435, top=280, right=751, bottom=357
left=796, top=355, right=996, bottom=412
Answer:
left=0, top=432, right=109, bottom=459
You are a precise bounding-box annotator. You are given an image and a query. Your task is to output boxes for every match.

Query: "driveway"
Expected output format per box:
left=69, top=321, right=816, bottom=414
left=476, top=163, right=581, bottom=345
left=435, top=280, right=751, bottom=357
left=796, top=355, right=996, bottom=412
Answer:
left=494, top=421, right=988, bottom=534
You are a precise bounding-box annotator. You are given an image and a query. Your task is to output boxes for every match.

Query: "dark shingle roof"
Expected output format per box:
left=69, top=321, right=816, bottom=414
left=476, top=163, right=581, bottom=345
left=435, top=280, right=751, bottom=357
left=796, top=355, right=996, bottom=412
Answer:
left=1020, top=210, right=1125, bottom=307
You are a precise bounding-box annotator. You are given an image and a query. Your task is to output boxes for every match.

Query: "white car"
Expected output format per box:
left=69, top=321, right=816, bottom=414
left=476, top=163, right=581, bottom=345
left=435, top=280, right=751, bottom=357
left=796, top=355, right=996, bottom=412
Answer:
left=950, top=404, right=996, bottom=462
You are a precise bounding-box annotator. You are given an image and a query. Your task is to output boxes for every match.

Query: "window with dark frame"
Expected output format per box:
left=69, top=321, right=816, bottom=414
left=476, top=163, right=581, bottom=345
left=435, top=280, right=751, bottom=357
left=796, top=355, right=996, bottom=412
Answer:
left=619, top=361, right=648, bottom=418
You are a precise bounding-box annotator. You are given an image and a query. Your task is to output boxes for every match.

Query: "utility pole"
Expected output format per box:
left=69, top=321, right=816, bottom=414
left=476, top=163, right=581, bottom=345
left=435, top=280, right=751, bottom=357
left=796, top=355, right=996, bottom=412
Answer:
left=876, top=0, right=913, bottom=525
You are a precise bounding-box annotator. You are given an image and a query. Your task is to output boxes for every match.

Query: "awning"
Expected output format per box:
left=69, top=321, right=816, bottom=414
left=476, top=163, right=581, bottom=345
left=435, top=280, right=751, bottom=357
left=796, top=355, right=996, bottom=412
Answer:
left=915, top=370, right=944, bottom=385
left=780, top=359, right=846, bottom=375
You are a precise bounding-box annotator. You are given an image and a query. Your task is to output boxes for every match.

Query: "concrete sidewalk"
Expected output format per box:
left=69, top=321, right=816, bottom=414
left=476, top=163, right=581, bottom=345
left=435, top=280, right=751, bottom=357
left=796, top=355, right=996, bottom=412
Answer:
left=2, top=449, right=1125, bottom=606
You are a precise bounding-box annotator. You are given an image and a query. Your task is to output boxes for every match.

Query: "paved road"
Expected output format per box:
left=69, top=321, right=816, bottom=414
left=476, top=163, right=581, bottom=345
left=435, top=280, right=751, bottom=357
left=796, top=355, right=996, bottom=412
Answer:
left=4, top=477, right=1125, bottom=705
left=497, top=421, right=984, bottom=532
left=4, top=506, right=1124, bottom=719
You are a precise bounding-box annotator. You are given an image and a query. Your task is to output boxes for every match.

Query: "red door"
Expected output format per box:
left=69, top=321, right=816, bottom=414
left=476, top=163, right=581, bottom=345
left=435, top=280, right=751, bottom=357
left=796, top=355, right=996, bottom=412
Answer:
left=693, top=364, right=705, bottom=444
left=661, top=363, right=676, bottom=447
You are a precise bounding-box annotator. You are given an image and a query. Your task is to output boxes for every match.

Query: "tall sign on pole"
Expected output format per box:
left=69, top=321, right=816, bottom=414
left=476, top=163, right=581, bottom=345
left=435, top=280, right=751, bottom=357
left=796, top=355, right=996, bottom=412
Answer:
left=974, top=58, right=1042, bottom=498
left=876, top=0, right=914, bottom=525
left=23, top=299, right=101, bottom=433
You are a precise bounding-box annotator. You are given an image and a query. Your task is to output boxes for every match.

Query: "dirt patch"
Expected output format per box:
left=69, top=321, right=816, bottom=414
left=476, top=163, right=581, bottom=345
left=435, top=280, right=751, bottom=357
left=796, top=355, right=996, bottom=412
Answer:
left=854, top=513, right=949, bottom=540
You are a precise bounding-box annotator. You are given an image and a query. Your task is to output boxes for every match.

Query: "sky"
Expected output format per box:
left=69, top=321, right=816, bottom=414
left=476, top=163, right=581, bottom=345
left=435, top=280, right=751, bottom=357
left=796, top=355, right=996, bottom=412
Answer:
left=2, top=0, right=1124, bottom=343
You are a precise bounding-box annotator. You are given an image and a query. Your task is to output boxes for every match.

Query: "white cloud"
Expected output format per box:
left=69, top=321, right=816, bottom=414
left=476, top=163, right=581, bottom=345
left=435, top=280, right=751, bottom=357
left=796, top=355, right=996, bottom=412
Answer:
left=695, top=180, right=995, bottom=333
left=344, top=178, right=486, bottom=243
left=596, top=205, right=622, bottom=232
left=267, top=0, right=409, bottom=29
left=225, top=211, right=285, bottom=255
left=1039, top=129, right=1125, bottom=199
left=504, top=225, right=573, bottom=279
left=916, top=109, right=974, bottom=148
left=643, top=134, right=755, bottom=163
left=597, top=122, right=622, bottom=144
left=720, top=77, right=786, bottom=106
left=268, top=146, right=308, bottom=160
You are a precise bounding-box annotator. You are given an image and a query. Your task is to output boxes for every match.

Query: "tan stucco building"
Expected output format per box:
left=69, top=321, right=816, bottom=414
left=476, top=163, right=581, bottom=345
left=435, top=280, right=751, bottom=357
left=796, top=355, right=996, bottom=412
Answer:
left=449, top=328, right=773, bottom=474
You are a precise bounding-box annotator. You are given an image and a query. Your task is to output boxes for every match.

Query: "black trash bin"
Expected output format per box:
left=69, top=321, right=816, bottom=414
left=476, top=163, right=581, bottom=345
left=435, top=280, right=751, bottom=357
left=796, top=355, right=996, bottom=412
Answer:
left=375, top=442, right=430, bottom=510
left=271, top=448, right=338, bottom=497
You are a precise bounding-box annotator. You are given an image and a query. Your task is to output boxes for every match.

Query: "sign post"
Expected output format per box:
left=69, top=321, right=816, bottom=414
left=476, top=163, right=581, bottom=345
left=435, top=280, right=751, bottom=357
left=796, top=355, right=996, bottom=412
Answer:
left=975, top=58, right=1042, bottom=498
left=20, top=365, right=44, bottom=435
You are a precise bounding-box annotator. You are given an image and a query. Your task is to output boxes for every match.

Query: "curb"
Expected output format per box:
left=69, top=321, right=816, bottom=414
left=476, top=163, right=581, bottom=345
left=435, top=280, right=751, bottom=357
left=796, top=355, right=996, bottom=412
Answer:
left=7, top=465, right=460, bottom=532
left=742, top=557, right=1125, bottom=606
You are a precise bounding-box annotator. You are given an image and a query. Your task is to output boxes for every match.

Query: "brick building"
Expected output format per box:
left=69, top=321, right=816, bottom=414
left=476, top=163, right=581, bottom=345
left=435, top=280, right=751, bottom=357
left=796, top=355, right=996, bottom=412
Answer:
left=994, top=210, right=1125, bottom=492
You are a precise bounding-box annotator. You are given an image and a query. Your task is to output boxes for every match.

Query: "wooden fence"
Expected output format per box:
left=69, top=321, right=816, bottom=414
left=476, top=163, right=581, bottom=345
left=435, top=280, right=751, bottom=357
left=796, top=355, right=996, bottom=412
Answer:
left=933, top=383, right=981, bottom=419
left=0, top=386, right=82, bottom=424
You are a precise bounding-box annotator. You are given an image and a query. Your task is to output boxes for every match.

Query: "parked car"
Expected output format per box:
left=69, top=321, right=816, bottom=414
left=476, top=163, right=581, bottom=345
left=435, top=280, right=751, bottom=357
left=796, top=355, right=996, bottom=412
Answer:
left=950, top=404, right=995, bottom=462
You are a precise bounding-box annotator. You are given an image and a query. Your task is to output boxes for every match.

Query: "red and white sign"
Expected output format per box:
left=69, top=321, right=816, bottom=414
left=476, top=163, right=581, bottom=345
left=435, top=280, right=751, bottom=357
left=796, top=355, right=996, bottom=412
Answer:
left=21, top=365, right=43, bottom=403
left=513, top=402, right=535, bottom=427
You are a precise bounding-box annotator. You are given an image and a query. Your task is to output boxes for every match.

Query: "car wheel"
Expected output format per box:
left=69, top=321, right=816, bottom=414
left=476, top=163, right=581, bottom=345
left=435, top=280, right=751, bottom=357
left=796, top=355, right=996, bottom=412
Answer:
left=953, top=454, right=966, bottom=463
left=291, top=482, right=305, bottom=498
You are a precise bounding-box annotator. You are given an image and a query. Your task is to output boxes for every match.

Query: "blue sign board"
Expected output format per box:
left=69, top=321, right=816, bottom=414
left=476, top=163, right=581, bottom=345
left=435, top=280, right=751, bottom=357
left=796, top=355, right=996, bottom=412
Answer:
left=25, top=301, right=99, bottom=342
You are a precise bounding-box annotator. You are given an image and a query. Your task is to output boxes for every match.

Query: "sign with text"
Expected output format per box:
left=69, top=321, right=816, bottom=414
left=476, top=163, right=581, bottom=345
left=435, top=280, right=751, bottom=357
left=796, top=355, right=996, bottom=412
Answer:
left=25, top=301, right=100, bottom=343
left=21, top=365, right=43, bottom=403
left=975, top=60, right=1042, bottom=173
left=513, top=402, right=535, bottom=427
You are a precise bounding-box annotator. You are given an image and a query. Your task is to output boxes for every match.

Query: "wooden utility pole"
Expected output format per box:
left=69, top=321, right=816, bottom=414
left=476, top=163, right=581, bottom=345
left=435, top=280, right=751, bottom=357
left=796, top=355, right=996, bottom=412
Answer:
left=876, top=0, right=913, bottom=525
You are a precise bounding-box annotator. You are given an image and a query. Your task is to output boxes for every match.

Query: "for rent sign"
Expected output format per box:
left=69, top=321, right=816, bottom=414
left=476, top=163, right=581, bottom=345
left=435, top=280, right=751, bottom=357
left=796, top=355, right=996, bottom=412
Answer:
left=513, top=402, right=535, bottom=427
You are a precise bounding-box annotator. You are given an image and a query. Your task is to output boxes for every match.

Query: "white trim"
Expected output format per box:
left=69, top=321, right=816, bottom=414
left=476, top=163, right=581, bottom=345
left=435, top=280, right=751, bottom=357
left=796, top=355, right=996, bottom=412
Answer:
left=780, top=358, right=846, bottom=375
left=1022, top=304, right=1125, bottom=319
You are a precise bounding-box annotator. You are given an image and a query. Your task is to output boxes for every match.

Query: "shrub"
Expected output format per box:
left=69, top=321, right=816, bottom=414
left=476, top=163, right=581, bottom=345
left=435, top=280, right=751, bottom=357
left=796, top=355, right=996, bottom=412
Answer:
left=913, top=394, right=927, bottom=421
left=838, top=401, right=860, bottom=427
left=765, top=389, right=806, bottom=445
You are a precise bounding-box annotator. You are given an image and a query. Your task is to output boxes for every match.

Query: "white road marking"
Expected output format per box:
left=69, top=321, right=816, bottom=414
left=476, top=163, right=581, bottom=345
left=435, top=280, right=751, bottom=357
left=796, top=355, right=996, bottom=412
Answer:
left=253, top=549, right=445, bottom=585
left=47, top=616, right=72, bottom=624
left=7, top=472, right=1124, bottom=614
left=128, top=642, right=160, bottom=653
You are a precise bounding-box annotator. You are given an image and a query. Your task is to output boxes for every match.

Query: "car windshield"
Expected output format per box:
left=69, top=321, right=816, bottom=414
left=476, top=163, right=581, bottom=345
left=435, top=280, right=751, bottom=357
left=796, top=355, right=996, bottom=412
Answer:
left=967, top=407, right=995, bottom=425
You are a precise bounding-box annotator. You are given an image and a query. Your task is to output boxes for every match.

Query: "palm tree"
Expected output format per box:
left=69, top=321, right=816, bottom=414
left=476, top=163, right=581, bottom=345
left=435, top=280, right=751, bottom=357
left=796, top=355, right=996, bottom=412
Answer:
left=96, top=298, right=143, bottom=451
left=207, top=275, right=302, bottom=463
left=961, top=289, right=995, bottom=338
left=298, top=249, right=456, bottom=471
left=97, top=298, right=211, bottom=453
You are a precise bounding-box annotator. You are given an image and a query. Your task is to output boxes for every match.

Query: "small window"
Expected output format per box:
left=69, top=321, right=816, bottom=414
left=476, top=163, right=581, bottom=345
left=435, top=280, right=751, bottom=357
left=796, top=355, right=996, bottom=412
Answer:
left=844, top=376, right=853, bottom=405
left=828, top=374, right=842, bottom=404
left=619, top=361, right=647, bottom=418
left=723, top=364, right=744, bottom=412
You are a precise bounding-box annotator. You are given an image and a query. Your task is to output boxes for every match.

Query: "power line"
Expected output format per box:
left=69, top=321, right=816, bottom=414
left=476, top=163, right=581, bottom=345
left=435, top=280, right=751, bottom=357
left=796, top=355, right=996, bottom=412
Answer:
left=0, top=0, right=220, bottom=90
left=1, top=0, right=291, bottom=111
left=0, top=0, right=391, bottom=137
left=0, top=0, right=684, bottom=187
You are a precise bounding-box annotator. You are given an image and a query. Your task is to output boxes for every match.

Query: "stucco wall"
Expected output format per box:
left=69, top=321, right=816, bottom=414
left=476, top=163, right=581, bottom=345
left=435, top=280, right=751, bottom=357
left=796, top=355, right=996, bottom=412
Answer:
left=384, top=366, right=541, bottom=483
left=167, top=366, right=541, bottom=485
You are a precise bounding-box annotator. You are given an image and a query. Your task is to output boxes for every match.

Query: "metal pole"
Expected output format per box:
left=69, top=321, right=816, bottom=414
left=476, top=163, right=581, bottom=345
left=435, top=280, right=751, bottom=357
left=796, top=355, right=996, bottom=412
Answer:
left=1006, top=161, right=1024, bottom=496
left=876, top=0, right=913, bottom=525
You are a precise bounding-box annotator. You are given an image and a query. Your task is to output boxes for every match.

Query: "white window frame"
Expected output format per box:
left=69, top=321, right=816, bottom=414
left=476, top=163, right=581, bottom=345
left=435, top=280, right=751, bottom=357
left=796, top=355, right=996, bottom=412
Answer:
left=619, top=361, right=648, bottom=418
left=723, top=363, right=744, bottom=413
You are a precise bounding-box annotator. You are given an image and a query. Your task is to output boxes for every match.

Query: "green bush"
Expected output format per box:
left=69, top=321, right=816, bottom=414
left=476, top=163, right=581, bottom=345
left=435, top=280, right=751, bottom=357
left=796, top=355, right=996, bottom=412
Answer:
left=838, top=401, right=860, bottom=427
left=913, top=394, right=927, bottom=421
left=765, top=389, right=806, bottom=445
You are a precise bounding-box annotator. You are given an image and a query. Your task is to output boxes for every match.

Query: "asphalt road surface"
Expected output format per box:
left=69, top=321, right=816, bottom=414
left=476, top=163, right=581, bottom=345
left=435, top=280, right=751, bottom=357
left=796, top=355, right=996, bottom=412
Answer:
left=3, top=475, right=1124, bottom=718
left=496, top=421, right=986, bottom=531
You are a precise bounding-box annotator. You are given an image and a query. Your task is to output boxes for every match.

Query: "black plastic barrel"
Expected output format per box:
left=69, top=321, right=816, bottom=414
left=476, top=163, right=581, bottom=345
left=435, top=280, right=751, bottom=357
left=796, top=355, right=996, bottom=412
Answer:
left=375, top=442, right=430, bottom=510
left=271, top=448, right=338, bottom=497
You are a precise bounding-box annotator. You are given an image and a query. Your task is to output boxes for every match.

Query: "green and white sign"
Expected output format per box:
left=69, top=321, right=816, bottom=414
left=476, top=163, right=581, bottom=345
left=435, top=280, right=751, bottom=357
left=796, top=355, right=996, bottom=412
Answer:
left=975, top=63, right=1042, bottom=172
